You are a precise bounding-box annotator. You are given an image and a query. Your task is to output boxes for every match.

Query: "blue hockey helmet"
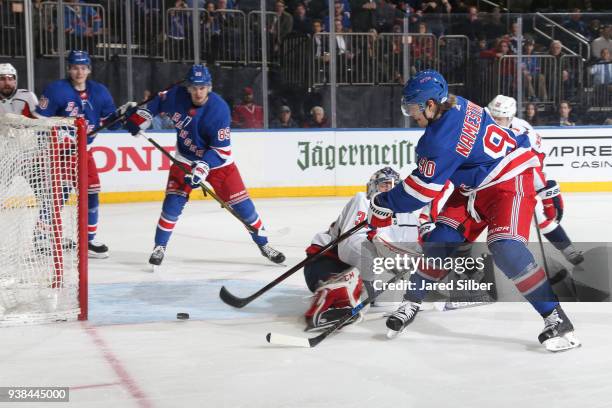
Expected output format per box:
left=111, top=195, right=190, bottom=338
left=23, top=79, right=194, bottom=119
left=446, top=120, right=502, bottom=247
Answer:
left=367, top=167, right=400, bottom=199
left=186, top=64, right=212, bottom=87
left=67, top=50, right=91, bottom=66
left=401, top=70, right=448, bottom=116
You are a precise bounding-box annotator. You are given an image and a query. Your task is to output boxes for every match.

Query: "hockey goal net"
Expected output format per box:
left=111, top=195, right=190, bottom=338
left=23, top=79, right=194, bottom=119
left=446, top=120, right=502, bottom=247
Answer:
left=0, top=113, right=87, bottom=326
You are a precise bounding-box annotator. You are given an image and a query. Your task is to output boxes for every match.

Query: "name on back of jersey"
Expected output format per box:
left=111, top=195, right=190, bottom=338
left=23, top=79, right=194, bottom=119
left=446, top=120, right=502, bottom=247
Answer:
left=456, top=101, right=483, bottom=158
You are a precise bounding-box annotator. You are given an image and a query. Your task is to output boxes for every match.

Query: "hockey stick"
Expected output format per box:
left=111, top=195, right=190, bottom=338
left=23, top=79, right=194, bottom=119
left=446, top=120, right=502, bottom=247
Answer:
left=144, top=136, right=257, bottom=234
left=219, top=221, right=368, bottom=308
left=533, top=214, right=551, bottom=278
left=86, top=79, right=186, bottom=138
left=266, top=267, right=411, bottom=348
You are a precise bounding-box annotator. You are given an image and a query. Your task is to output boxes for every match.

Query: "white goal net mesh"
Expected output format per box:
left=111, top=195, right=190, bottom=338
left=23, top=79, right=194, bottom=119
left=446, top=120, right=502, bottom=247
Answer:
left=0, top=114, right=85, bottom=326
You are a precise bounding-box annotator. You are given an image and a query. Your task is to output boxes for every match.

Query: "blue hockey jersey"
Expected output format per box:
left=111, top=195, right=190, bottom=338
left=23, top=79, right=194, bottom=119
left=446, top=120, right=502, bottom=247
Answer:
left=36, top=79, right=116, bottom=145
left=147, top=86, right=232, bottom=169
left=385, top=96, right=539, bottom=213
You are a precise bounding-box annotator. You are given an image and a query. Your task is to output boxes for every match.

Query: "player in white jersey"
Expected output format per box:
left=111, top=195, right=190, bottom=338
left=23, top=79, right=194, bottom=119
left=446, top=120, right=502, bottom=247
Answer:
left=487, top=95, right=583, bottom=265
left=303, top=167, right=420, bottom=331
left=0, top=63, right=38, bottom=117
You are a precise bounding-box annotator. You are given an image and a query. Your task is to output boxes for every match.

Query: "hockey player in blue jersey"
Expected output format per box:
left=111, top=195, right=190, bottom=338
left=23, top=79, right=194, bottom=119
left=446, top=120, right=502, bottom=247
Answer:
left=367, top=70, right=580, bottom=352
left=123, top=65, right=285, bottom=268
left=35, top=50, right=129, bottom=259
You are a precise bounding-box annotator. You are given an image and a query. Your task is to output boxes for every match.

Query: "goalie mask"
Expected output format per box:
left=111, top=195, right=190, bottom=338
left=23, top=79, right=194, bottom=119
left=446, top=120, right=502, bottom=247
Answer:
left=367, top=167, right=400, bottom=199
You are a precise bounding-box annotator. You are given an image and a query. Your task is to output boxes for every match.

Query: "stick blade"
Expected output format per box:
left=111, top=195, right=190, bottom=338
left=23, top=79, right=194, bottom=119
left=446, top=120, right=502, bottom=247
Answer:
left=266, top=332, right=312, bottom=348
left=219, top=286, right=250, bottom=308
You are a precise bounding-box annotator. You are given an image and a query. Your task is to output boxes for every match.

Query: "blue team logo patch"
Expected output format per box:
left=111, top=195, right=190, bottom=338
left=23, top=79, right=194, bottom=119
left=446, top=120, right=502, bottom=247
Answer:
left=39, top=96, right=49, bottom=110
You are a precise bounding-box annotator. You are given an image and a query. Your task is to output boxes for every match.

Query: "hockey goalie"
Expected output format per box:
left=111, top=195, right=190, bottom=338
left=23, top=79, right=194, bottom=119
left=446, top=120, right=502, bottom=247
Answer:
left=302, top=167, right=422, bottom=331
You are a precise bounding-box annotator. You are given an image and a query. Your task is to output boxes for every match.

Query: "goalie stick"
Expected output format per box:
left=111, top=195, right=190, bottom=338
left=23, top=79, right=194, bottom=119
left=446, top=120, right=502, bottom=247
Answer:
left=266, top=267, right=411, bottom=348
left=219, top=221, right=367, bottom=308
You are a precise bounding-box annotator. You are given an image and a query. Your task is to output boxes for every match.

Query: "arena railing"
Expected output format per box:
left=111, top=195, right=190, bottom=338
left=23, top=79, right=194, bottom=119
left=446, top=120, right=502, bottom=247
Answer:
left=104, top=0, right=164, bottom=58
left=497, top=54, right=558, bottom=106
left=279, top=33, right=310, bottom=87
left=0, top=0, right=25, bottom=57
left=584, top=60, right=612, bottom=115
left=559, top=54, right=585, bottom=105
left=247, top=11, right=279, bottom=66
left=533, top=13, right=591, bottom=61
left=38, top=2, right=107, bottom=60
left=437, top=35, right=470, bottom=92
left=376, top=33, right=437, bottom=85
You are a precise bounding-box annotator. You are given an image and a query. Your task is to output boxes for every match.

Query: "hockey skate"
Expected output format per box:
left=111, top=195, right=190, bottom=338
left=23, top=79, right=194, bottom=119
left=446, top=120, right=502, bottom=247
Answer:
left=562, top=246, right=584, bottom=265
left=258, top=244, right=286, bottom=264
left=149, top=245, right=166, bottom=271
left=538, top=304, right=581, bottom=352
left=88, top=240, right=109, bottom=259
left=385, top=300, right=421, bottom=339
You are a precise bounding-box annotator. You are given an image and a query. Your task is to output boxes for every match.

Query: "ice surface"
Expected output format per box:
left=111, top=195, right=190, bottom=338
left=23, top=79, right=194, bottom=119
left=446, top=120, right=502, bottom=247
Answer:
left=1, top=194, right=611, bottom=408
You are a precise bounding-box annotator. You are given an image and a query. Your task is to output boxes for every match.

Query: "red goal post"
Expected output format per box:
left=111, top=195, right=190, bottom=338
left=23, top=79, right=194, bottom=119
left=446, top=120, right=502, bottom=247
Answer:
left=0, top=113, right=88, bottom=326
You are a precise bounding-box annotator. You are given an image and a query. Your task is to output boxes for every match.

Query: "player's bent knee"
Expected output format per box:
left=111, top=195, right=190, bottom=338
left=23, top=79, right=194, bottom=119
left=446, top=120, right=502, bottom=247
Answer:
left=162, top=193, right=188, bottom=218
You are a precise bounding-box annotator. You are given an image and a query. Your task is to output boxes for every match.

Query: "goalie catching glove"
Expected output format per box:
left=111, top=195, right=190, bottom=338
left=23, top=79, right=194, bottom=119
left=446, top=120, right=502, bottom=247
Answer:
left=124, top=106, right=153, bottom=137
left=538, top=180, right=564, bottom=222
left=184, top=161, right=209, bottom=187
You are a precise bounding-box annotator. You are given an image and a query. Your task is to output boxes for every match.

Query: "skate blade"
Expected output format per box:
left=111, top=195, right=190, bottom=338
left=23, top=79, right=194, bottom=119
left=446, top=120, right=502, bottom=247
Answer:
left=88, top=250, right=109, bottom=259
left=543, top=332, right=582, bottom=352
left=150, top=264, right=161, bottom=273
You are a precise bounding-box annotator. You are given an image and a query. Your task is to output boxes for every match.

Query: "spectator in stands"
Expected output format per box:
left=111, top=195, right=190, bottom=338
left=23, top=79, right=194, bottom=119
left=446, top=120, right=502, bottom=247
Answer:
left=232, top=87, right=264, bottom=128
left=480, top=39, right=515, bottom=91
left=64, top=0, right=103, bottom=53
left=167, top=0, right=190, bottom=59
left=293, top=3, right=313, bottom=35
left=305, top=0, right=327, bottom=20
left=375, top=0, right=398, bottom=34
left=271, top=0, right=294, bottom=44
left=216, top=0, right=233, bottom=9
left=412, top=22, right=435, bottom=70
left=456, top=5, right=483, bottom=41
left=312, top=19, right=326, bottom=57
left=591, top=24, right=611, bottom=61
left=271, top=105, right=299, bottom=128
left=483, top=6, right=505, bottom=40
left=508, top=21, right=525, bottom=54
left=590, top=48, right=612, bottom=85
left=420, top=0, right=450, bottom=36
left=324, top=0, right=351, bottom=32
left=350, top=0, right=376, bottom=32
left=203, top=1, right=221, bottom=65
left=303, top=106, right=330, bottom=127
left=525, top=103, right=545, bottom=126
left=135, top=1, right=163, bottom=56
left=563, top=8, right=589, bottom=39
left=551, top=100, right=577, bottom=126
left=588, top=19, right=602, bottom=41
left=522, top=38, right=549, bottom=101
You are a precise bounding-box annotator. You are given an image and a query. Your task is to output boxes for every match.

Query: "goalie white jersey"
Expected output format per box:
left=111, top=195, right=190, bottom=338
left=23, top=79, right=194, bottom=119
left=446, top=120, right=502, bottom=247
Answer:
left=311, top=192, right=419, bottom=276
left=0, top=89, right=38, bottom=117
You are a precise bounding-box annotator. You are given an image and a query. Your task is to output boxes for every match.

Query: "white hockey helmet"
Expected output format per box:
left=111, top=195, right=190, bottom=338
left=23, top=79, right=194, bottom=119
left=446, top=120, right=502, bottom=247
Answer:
left=367, top=167, right=400, bottom=199
left=488, top=94, right=517, bottom=119
left=0, top=63, right=17, bottom=83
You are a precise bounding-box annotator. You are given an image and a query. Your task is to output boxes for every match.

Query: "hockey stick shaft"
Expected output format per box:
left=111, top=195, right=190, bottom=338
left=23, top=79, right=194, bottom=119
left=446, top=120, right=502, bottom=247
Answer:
left=533, top=214, right=551, bottom=277
left=220, top=221, right=368, bottom=308
left=144, top=136, right=257, bottom=234
left=86, top=79, right=185, bottom=138
left=267, top=268, right=411, bottom=348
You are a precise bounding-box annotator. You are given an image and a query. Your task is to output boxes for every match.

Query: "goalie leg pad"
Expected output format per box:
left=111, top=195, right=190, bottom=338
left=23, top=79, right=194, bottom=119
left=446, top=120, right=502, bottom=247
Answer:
left=303, top=255, right=352, bottom=293
left=304, top=269, right=363, bottom=331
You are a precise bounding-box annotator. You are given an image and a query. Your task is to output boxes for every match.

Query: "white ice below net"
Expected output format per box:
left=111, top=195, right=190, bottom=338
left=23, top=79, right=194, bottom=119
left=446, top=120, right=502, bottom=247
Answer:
left=0, top=114, right=81, bottom=325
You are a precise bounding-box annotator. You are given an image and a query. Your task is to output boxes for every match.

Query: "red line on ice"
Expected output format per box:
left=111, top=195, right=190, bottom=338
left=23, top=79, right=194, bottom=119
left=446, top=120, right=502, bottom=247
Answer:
left=83, top=322, right=153, bottom=408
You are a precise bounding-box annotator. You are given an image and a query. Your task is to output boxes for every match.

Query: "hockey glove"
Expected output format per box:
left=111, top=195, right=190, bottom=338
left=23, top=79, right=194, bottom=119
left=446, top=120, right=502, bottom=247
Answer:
left=418, top=222, right=436, bottom=241
left=538, top=180, right=564, bottom=222
left=102, top=102, right=138, bottom=130
left=184, top=161, right=210, bottom=187
left=124, top=107, right=153, bottom=137
left=367, top=192, right=394, bottom=228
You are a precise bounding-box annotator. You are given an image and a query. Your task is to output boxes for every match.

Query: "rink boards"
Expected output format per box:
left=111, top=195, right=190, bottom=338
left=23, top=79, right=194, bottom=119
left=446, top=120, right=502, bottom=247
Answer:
left=91, top=126, right=612, bottom=203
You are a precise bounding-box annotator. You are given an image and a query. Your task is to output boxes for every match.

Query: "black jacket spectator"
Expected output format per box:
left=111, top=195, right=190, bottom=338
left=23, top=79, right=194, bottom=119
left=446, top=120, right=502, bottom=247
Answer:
left=350, top=0, right=376, bottom=32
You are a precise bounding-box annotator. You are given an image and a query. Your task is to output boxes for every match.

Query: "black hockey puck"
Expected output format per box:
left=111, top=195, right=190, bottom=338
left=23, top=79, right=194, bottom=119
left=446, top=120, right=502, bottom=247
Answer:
left=176, top=312, right=190, bottom=320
